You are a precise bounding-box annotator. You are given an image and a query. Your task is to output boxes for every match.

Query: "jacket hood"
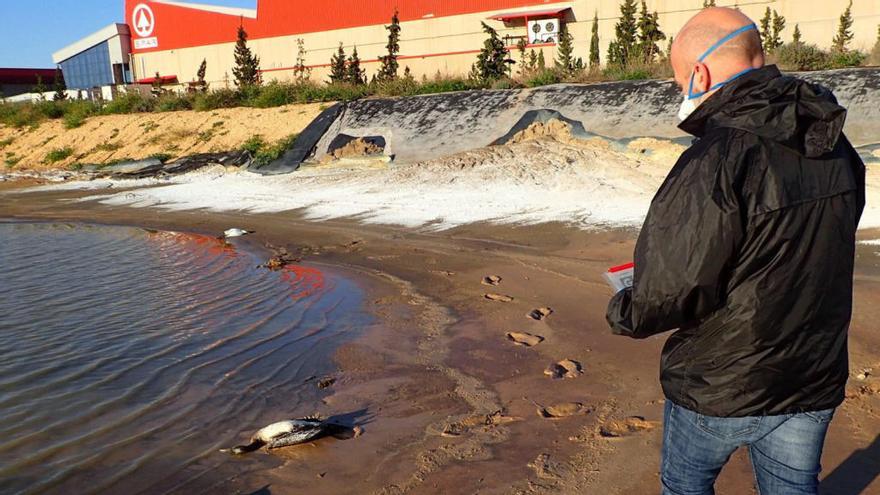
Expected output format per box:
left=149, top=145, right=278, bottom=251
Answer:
left=679, top=65, right=847, bottom=158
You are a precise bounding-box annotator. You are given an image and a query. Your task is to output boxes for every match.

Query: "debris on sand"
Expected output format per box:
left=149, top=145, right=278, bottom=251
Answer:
left=528, top=307, right=554, bottom=321
left=544, top=359, right=583, bottom=379
left=223, top=228, right=252, bottom=238
left=506, top=332, right=544, bottom=347
left=262, top=246, right=301, bottom=270
left=537, top=402, right=589, bottom=419
left=485, top=293, right=514, bottom=302
left=317, top=377, right=336, bottom=389
left=481, top=275, right=502, bottom=286
left=598, top=416, right=657, bottom=438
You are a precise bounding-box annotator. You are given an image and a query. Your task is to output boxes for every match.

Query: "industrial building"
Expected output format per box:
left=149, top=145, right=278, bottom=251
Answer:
left=0, top=68, right=59, bottom=98
left=52, top=0, right=880, bottom=91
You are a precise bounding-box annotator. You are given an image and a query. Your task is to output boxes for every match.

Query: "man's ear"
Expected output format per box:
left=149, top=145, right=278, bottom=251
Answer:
left=691, top=62, right=710, bottom=95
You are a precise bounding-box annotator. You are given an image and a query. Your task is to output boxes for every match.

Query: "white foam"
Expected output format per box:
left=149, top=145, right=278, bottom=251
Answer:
left=26, top=142, right=880, bottom=232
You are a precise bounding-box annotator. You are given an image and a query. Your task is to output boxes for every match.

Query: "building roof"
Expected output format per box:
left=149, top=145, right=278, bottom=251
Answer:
left=52, top=23, right=131, bottom=64
left=153, top=0, right=256, bottom=18
left=126, top=0, right=570, bottom=54
left=488, top=7, right=571, bottom=22
left=0, top=68, right=58, bottom=85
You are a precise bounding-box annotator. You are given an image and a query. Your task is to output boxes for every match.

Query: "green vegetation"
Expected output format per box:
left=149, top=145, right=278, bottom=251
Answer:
left=0, top=137, right=13, bottom=149
left=589, top=12, right=600, bottom=68
left=472, top=22, right=509, bottom=82
left=329, top=43, right=347, bottom=83
left=832, top=1, right=855, bottom=53
left=377, top=9, right=401, bottom=81
left=44, top=146, right=74, bottom=163
left=241, top=133, right=298, bottom=165
left=1, top=7, right=876, bottom=135
left=233, top=25, right=261, bottom=87
left=760, top=8, right=786, bottom=53
left=5, top=152, right=21, bottom=168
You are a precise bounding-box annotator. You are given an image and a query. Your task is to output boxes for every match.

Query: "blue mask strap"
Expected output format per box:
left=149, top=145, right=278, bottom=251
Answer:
left=687, top=23, right=758, bottom=100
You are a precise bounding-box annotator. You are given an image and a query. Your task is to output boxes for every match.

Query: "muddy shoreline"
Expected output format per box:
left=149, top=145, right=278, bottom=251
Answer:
left=2, top=185, right=879, bottom=495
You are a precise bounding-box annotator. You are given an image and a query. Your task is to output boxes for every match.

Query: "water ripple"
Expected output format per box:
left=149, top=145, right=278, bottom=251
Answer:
left=0, top=223, right=369, bottom=494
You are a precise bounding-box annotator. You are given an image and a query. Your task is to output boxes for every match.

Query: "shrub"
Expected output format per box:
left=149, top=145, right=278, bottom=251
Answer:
left=35, top=100, right=64, bottom=119
left=241, top=134, right=267, bottom=155
left=415, top=77, right=478, bottom=94
left=44, top=146, right=74, bottom=163
left=63, top=100, right=98, bottom=129
left=0, top=102, right=45, bottom=128
left=5, top=153, right=21, bottom=168
left=193, top=88, right=242, bottom=111
left=525, top=68, right=563, bottom=88
left=103, top=92, right=155, bottom=114
left=253, top=134, right=298, bottom=165
left=155, top=93, right=193, bottom=112
left=249, top=82, right=294, bottom=107
left=0, top=137, right=13, bottom=149
left=772, top=42, right=832, bottom=71
left=830, top=49, right=867, bottom=68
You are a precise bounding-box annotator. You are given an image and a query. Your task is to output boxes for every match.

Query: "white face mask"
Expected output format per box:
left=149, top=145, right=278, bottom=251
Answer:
left=678, top=94, right=698, bottom=121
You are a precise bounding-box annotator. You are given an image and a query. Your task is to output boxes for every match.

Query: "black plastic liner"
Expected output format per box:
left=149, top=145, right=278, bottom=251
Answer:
left=248, top=103, right=345, bottom=175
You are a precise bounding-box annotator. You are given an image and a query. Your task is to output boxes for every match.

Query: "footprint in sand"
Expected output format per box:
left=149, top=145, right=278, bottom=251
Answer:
left=537, top=402, right=590, bottom=419
left=506, top=332, right=544, bottom=347
left=544, top=359, right=583, bottom=379
left=528, top=307, right=553, bottom=321
left=482, top=275, right=502, bottom=286
left=485, top=293, right=514, bottom=302
left=599, top=416, right=658, bottom=438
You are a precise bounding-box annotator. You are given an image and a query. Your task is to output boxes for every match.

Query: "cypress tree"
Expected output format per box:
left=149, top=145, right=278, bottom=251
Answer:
left=52, top=67, right=67, bottom=101
left=759, top=8, right=772, bottom=52
left=378, top=9, right=401, bottom=81
left=232, top=25, right=260, bottom=87
left=638, top=2, right=665, bottom=63
left=329, top=43, right=347, bottom=83
left=195, top=59, right=207, bottom=92
left=346, top=46, right=365, bottom=85
left=611, top=0, right=639, bottom=66
left=474, top=21, right=507, bottom=81
left=832, top=1, right=854, bottom=52
left=555, top=24, right=576, bottom=74
left=792, top=24, right=802, bottom=45
left=537, top=50, right=546, bottom=70
left=527, top=49, right=539, bottom=73
left=770, top=10, right=786, bottom=50
left=589, top=11, right=600, bottom=68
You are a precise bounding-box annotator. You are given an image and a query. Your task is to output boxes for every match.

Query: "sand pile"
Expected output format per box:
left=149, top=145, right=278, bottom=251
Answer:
left=503, top=119, right=610, bottom=150
left=329, top=138, right=384, bottom=160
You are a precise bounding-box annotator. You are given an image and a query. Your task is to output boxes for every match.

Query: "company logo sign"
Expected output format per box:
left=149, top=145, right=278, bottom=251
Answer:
left=132, top=3, right=158, bottom=49
left=132, top=4, right=155, bottom=37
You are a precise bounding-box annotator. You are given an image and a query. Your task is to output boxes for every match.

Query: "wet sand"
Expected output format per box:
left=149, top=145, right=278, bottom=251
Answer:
left=2, top=184, right=879, bottom=495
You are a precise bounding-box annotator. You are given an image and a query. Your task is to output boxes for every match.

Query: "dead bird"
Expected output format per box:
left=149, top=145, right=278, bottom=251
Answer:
left=220, top=417, right=353, bottom=455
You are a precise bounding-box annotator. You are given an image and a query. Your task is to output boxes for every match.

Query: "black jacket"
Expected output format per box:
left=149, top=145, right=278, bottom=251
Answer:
left=606, top=66, right=865, bottom=417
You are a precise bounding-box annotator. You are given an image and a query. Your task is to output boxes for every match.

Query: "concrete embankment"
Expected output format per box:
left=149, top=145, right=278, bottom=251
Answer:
left=264, top=67, right=879, bottom=173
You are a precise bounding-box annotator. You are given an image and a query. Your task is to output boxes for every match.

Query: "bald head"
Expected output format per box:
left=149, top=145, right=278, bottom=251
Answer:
left=671, top=7, right=764, bottom=97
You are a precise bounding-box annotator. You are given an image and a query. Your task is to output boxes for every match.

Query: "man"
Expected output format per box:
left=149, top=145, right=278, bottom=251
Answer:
left=606, top=7, right=865, bottom=495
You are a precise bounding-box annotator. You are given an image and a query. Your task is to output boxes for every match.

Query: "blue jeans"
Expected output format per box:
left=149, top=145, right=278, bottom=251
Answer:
left=662, top=400, right=834, bottom=495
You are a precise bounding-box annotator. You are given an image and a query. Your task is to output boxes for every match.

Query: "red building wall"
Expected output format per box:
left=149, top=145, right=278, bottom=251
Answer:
left=126, top=0, right=556, bottom=54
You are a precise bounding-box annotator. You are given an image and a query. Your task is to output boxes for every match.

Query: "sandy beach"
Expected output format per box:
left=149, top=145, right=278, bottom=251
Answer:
left=2, top=177, right=879, bottom=494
